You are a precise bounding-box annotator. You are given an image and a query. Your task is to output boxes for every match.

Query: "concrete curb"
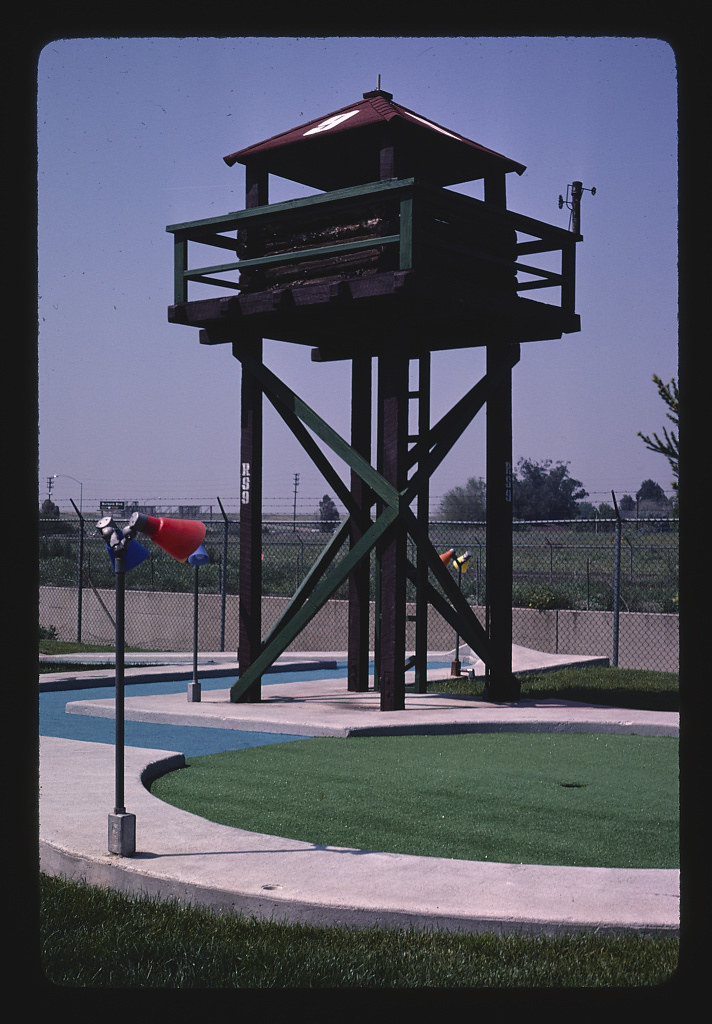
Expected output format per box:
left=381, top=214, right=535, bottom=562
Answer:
left=39, top=737, right=679, bottom=937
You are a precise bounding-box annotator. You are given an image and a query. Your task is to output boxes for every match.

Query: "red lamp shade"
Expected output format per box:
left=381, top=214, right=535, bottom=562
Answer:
left=129, top=512, right=206, bottom=563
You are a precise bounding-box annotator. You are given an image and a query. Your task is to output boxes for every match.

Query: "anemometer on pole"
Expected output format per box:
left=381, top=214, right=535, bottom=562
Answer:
left=559, top=181, right=596, bottom=234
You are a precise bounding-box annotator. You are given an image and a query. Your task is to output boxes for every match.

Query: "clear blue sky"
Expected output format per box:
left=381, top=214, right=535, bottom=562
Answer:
left=37, top=35, right=678, bottom=517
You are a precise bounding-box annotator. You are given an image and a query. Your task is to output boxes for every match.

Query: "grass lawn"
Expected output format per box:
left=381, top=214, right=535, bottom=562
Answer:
left=38, top=639, right=158, bottom=674
left=151, top=731, right=678, bottom=869
left=40, top=873, right=679, bottom=989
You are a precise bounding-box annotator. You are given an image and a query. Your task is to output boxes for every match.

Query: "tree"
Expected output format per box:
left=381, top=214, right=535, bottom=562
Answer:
left=40, top=498, right=60, bottom=518
left=637, top=374, right=679, bottom=491
left=439, top=476, right=487, bottom=521
left=512, top=458, right=588, bottom=520
left=636, top=479, right=669, bottom=510
left=318, top=494, right=339, bottom=533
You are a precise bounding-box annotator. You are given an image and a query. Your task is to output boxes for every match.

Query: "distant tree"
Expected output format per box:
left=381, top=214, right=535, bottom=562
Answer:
left=439, top=476, right=487, bottom=521
left=620, top=494, right=635, bottom=512
left=576, top=501, right=596, bottom=519
left=637, top=374, right=679, bottom=491
left=512, top=458, right=588, bottom=520
left=318, top=494, right=339, bottom=533
left=40, top=498, right=60, bottom=518
left=636, top=479, right=668, bottom=505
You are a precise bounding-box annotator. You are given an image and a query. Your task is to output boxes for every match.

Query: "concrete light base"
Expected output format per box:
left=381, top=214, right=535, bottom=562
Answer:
left=108, top=812, right=136, bottom=856
left=187, top=682, right=202, bottom=702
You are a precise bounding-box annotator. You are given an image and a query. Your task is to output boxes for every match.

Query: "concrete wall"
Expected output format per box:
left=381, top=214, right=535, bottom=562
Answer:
left=39, top=586, right=679, bottom=673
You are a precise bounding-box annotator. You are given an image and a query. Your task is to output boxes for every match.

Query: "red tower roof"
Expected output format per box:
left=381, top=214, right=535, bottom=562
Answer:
left=224, top=89, right=526, bottom=191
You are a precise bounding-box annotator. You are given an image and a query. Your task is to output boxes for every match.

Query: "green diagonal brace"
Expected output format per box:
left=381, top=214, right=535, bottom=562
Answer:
left=230, top=505, right=398, bottom=701
left=233, top=344, right=400, bottom=510
left=256, top=369, right=357, bottom=516
left=405, top=345, right=519, bottom=481
left=260, top=518, right=350, bottom=648
left=405, top=375, right=488, bottom=476
left=405, top=559, right=491, bottom=664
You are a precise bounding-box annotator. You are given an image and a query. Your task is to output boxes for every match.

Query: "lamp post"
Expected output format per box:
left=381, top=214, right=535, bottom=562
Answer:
left=187, top=544, right=210, bottom=702
left=96, top=515, right=150, bottom=857
left=53, top=473, right=83, bottom=514
left=96, top=511, right=206, bottom=855
left=450, top=551, right=472, bottom=677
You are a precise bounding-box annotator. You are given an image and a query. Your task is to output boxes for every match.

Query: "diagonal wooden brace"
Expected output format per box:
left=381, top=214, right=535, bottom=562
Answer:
left=232, top=342, right=400, bottom=510
left=230, top=505, right=399, bottom=701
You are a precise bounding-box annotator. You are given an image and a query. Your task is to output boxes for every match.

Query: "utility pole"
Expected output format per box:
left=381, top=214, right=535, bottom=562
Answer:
left=292, top=472, right=300, bottom=532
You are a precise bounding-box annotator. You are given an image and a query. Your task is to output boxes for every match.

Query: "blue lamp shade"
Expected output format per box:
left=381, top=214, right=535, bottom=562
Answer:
left=105, top=538, right=151, bottom=573
left=187, top=544, right=210, bottom=566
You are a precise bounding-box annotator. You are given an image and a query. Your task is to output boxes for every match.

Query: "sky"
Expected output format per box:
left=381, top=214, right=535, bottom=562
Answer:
left=37, top=35, right=678, bottom=518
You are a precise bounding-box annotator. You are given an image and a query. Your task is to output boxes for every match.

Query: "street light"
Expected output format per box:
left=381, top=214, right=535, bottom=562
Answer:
left=53, top=474, right=83, bottom=514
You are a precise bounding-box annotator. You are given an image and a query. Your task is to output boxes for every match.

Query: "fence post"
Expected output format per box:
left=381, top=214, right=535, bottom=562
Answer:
left=612, top=493, right=621, bottom=667
left=70, top=499, right=84, bottom=643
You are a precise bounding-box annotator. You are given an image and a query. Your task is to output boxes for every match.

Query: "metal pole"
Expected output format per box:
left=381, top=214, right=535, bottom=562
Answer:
left=70, top=499, right=84, bottom=643
left=612, top=492, right=621, bottom=668
left=217, top=496, right=229, bottom=652
left=292, top=473, right=300, bottom=532
left=571, top=181, right=582, bottom=235
left=108, top=544, right=136, bottom=856
left=188, top=564, right=201, bottom=702
left=451, top=562, right=463, bottom=677
left=114, top=548, right=126, bottom=814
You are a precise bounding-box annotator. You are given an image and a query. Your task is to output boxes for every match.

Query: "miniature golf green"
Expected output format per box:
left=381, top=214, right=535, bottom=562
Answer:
left=151, top=732, right=679, bottom=869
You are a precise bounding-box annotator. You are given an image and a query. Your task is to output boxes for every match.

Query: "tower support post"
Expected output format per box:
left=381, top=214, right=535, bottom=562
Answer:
left=484, top=341, right=521, bottom=701
left=377, top=348, right=409, bottom=710
left=348, top=355, right=372, bottom=691
left=235, top=337, right=263, bottom=701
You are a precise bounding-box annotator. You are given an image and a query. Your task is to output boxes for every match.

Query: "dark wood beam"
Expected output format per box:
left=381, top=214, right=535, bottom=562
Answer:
left=234, top=336, right=263, bottom=702
left=348, top=355, right=372, bottom=691
left=377, top=348, right=409, bottom=711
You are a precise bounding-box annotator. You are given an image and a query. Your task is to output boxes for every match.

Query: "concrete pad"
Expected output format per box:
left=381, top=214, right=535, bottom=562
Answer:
left=66, top=676, right=679, bottom=739
left=442, top=643, right=610, bottom=676
left=39, top=736, right=679, bottom=936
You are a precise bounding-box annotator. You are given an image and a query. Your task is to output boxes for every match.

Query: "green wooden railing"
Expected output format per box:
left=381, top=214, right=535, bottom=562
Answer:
left=167, top=178, right=579, bottom=315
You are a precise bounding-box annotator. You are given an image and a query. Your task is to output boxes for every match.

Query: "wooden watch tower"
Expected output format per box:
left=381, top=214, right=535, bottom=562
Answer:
left=167, top=88, right=582, bottom=708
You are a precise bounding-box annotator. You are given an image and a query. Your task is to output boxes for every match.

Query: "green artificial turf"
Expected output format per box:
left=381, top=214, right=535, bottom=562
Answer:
left=151, top=732, right=679, bottom=868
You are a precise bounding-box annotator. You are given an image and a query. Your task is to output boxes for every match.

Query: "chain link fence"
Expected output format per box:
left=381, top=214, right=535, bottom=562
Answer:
left=39, top=513, right=679, bottom=672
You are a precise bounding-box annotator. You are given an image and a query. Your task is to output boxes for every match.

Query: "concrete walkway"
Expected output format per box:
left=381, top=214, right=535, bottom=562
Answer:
left=39, top=652, right=679, bottom=937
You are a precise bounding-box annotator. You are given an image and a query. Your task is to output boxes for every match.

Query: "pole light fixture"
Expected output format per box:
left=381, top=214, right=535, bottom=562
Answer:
left=52, top=473, right=83, bottom=514
left=127, top=511, right=206, bottom=562
left=439, top=548, right=455, bottom=567
left=96, top=512, right=206, bottom=856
